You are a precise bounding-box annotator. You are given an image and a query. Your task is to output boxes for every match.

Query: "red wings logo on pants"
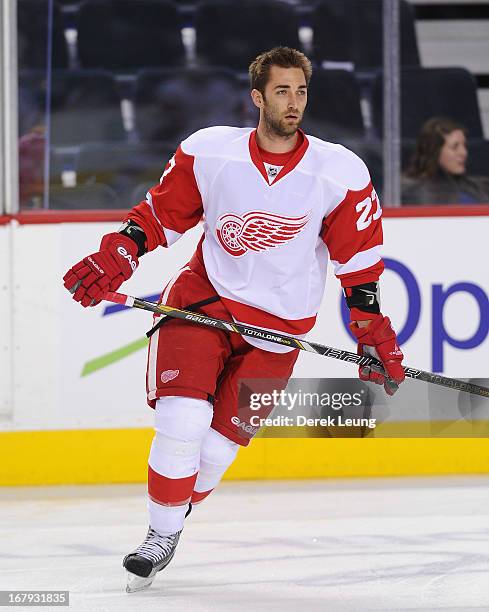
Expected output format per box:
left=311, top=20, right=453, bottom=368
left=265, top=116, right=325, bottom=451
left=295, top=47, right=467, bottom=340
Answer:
left=215, top=211, right=310, bottom=257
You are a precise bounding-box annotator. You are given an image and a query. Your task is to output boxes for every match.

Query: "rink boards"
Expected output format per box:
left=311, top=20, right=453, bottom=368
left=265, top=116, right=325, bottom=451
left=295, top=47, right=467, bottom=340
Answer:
left=0, top=208, right=488, bottom=484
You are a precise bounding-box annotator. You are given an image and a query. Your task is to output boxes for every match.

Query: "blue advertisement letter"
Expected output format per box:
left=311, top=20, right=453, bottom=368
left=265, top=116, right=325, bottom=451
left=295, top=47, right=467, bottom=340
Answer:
left=432, top=282, right=489, bottom=372
left=341, top=258, right=421, bottom=345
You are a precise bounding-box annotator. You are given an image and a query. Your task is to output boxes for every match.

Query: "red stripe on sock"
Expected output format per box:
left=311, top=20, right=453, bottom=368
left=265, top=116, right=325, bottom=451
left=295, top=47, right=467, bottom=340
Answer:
left=191, top=489, right=214, bottom=504
left=148, top=465, right=197, bottom=506
left=148, top=494, right=191, bottom=507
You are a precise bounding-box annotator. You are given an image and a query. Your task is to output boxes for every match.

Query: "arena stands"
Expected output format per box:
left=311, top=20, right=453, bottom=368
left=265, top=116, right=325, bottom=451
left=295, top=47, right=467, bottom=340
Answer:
left=17, top=0, right=489, bottom=208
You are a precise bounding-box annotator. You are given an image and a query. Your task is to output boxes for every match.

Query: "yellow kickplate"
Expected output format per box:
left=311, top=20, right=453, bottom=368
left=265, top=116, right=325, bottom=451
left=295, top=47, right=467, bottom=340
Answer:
left=0, top=428, right=489, bottom=485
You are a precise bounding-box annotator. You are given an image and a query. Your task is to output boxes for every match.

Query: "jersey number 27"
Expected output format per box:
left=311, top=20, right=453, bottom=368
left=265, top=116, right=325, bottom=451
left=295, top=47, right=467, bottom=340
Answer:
left=355, top=189, right=382, bottom=231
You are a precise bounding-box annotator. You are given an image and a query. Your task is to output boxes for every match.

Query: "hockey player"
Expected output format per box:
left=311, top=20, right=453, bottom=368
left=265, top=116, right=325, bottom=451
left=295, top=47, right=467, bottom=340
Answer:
left=63, top=47, right=405, bottom=592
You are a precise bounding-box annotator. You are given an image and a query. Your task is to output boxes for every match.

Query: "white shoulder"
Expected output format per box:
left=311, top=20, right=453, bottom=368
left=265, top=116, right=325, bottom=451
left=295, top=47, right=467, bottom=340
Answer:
left=306, top=135, right=371, bottom=190
left=181, top=126, right=253, bottom=156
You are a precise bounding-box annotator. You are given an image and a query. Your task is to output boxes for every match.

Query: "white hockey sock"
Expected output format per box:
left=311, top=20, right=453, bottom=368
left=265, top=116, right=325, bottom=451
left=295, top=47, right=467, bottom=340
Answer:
left=192, top=428, right=239, bottom=504
left=148, top=396, right=213, bottom=536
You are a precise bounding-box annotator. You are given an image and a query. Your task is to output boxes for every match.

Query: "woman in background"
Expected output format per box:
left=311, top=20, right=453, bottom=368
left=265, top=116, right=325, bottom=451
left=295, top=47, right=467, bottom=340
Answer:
left=402, top=116, right=489, bottom=205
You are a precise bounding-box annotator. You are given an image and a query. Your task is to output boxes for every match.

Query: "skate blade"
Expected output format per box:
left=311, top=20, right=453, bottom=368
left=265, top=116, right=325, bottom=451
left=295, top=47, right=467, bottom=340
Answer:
left=125, top=570, right=156, bottom=593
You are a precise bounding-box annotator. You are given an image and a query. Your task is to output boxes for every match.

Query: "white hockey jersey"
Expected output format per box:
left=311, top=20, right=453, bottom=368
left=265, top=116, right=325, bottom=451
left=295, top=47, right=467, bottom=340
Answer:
left=128, top=126, right=384, bottom=350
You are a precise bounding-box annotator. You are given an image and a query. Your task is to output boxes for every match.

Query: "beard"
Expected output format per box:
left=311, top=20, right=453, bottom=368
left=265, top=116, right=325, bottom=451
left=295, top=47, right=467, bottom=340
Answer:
left=263, top=105, right=302, bottom=138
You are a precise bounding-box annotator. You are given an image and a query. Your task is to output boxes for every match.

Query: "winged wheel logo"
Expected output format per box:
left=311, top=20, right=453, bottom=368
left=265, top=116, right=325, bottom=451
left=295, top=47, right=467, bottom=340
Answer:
left=216, top=211, right=310, bottom=257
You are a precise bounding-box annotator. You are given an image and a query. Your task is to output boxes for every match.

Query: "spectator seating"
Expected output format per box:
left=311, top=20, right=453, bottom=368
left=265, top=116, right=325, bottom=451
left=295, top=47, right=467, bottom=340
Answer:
left=18, top=0, right=68, bottom=70
left=134, top=67, right=244, bottom=142
left=401, top=140, right=416, bottom=173
left=467, top=139, right=489, bottom=176
left=77, top=0, right=185, bottom=70
left=194, top=0, right=300, bottom=70
left=49, top=183, right=121, bottom=209
left=300, top=69, right=365, bottom=141
left=312, top=0, right=419, bottom=71
left=75, top=142, right=175, bottom=207
left=129, top=181, right=159, bottom=206
left=343, top=139, right=384, bottom=196
left=19, top=70, right=125, bottom=146
left=19, top=75, right=45, bottom=137
left=372, top=67, right=484, bottom=140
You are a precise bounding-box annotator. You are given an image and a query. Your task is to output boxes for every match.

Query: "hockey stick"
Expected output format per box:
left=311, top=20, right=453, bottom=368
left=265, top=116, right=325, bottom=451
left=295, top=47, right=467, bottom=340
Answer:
left=104, top=291, right=489, bottom=399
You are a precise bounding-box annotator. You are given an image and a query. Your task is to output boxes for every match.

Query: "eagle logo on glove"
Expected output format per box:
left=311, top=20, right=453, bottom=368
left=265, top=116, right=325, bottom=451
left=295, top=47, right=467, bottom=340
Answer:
left=216, top=210, right=310, bottom=257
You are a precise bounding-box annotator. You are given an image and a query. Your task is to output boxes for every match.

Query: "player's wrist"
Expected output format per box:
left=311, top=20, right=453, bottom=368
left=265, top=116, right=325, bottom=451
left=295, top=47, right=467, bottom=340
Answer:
left=117, top=220, right=148, bottom=257
left=344, top=282, right=380, bottom=321
left=100, top=232, right=138, bottom=255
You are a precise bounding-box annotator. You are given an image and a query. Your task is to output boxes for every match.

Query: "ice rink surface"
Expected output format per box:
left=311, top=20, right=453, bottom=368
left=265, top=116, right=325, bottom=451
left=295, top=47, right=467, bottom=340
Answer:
left=1, top=476, right=489, bottom=612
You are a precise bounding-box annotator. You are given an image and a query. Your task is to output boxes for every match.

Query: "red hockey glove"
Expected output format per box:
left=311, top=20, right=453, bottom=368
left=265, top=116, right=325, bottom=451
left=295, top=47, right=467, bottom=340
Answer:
left=63, top=233, right=139, bottom=307
left=349, top=314, right=405, bottom=396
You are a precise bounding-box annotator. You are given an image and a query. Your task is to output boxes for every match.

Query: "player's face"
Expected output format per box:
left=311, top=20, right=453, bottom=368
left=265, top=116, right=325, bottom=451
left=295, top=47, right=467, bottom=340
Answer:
left=438, top=129, right=467, bottom=176
left=260, top=66, right=308, bottom=137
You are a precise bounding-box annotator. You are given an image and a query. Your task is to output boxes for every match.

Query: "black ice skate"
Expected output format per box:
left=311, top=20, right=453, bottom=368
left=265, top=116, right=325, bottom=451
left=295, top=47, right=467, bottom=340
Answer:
left=123, top=527, right=182, bottom=592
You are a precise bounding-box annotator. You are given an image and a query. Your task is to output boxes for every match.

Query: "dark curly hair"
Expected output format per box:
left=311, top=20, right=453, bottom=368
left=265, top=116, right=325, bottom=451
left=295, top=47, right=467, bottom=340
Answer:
left=406, top=116, right=467, bottom=179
